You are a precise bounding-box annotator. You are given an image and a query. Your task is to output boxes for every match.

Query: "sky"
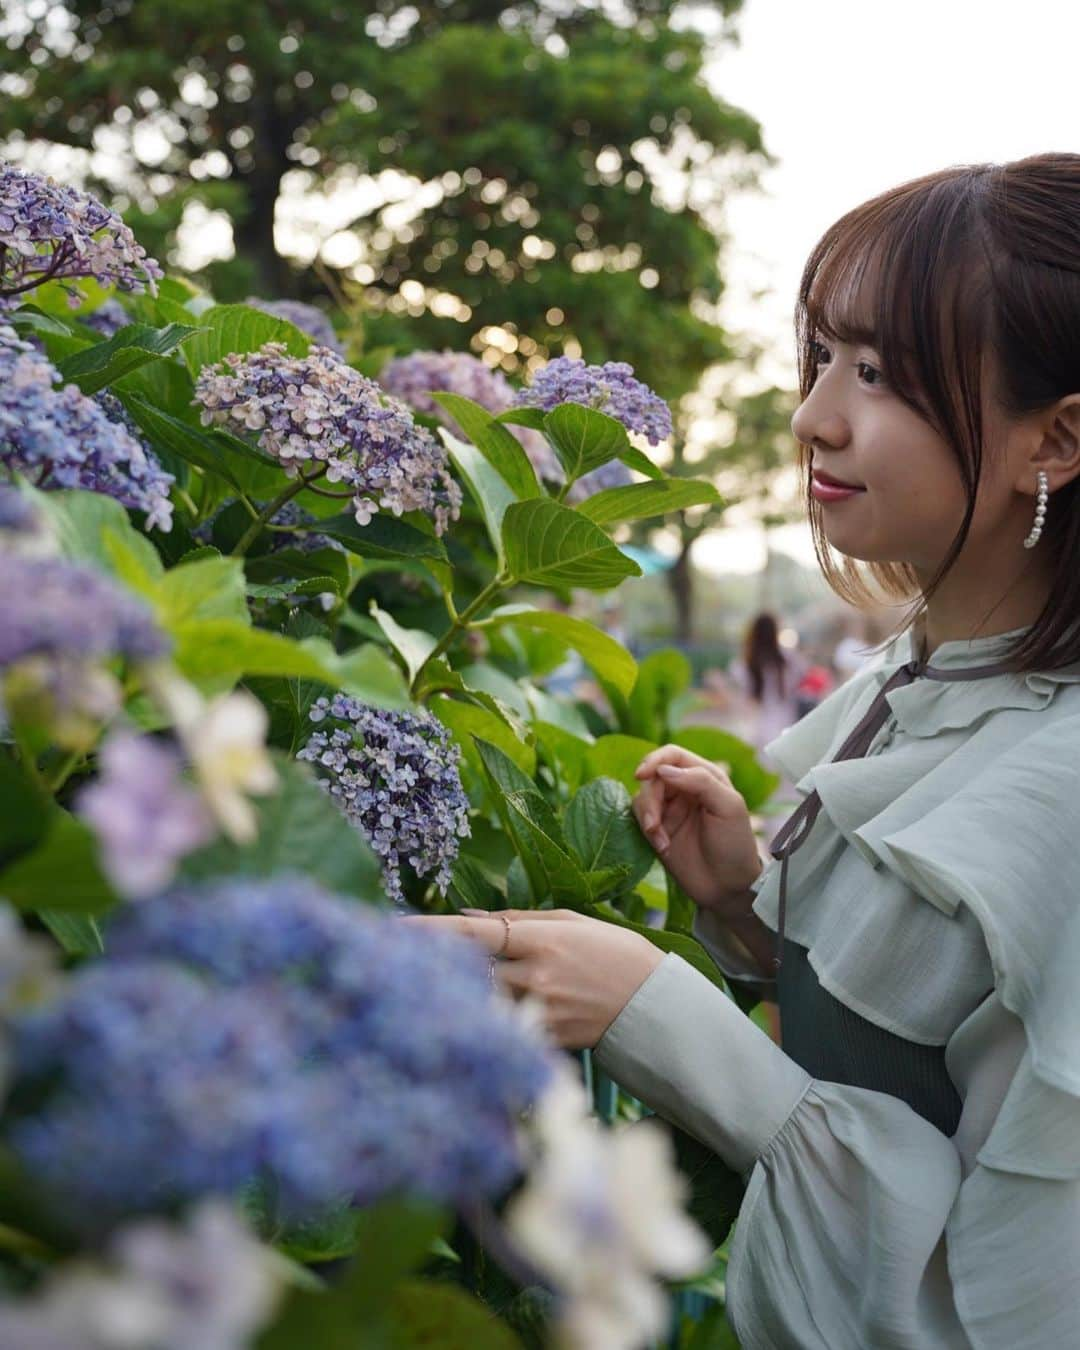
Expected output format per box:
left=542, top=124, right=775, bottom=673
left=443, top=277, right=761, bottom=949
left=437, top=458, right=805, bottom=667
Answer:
left=692, top=0, right=1080, bottom=575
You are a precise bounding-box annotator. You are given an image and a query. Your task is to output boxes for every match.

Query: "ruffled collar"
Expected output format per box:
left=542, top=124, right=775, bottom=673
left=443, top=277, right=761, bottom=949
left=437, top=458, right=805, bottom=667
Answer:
left=872, top=614, right=1080, bottom=739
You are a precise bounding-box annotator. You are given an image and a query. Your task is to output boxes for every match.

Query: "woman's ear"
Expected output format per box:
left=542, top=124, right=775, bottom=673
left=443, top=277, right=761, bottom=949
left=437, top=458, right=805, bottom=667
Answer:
left=1030, top=393, right=1080, bottom=489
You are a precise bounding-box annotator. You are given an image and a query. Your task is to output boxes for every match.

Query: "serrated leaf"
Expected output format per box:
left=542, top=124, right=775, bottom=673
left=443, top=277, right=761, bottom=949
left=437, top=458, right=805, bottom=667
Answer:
left=182, top=303, right=311, bottom=376
left=434, top=392, right=541, bottom=500
left=564, top=777, right=653, bottom=892
left=542, top=402, right=630, bottom=483
left=302, top=512, right=450, bottom=570
left=495, top=406, right=548, bottom=432
left=576, top=478, right=722, bottom=526
left=502, top=500, right=640, bottom=591
left=57, top=322, right=201, bottom=394
left=480, top=604, right=637, bottom=698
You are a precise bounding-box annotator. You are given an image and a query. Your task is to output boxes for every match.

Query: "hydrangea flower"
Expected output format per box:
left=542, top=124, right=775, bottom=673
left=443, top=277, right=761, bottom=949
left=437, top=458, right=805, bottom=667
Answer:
left=193, top=343, right=461, bottom=534
left=0, top=482, right=53, bottom=555
left=515, top=356, right=673, bottom=447
left=0, top=163, right=162, bottom=300
left=246, top=297, right=345, bottom=355
left=0, top=326, right=174, bottom=531
left=0, top=1200, right=283, bottom=1350
left=83, top=297, right=131, bottom=338
left=0, top=554, right=168, bottom=672
left=0, top=553, right=168, bottom=746
left=381, top=349, right=562, bottom=483
left=4, top=876, right=553, bottom=1229
left=76, top=731, right=215, bottom=899
left=297, top=695, right=470, bottom=904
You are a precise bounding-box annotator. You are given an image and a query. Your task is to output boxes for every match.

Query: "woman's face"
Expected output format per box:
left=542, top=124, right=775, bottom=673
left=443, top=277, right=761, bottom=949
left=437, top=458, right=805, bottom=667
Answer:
left=789, top=337, right=1019, bottom=577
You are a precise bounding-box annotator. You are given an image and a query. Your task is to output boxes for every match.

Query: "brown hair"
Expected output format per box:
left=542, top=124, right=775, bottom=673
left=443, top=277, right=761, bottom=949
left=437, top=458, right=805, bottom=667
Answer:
left=794, top=152, right=1080, bottom=673
left=742, top=611, right=789, bottom=701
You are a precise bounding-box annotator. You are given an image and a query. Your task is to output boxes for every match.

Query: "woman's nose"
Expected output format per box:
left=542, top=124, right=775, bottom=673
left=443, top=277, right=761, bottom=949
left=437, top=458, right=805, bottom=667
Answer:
left=790, top=394, right=849, bottom=449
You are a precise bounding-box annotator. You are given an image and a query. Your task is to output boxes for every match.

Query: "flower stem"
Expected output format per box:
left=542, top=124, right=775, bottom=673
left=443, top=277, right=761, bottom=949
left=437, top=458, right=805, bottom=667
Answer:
left=45, top=748, right=83, bottom=795
left=230, top=469, right=328, bottom=557
left=412, top=574, right=507, bottom=694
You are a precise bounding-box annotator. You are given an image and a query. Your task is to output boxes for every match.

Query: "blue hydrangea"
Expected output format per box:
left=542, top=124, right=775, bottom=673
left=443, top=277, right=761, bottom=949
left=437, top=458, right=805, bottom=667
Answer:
left=515, top=356, right=673, bottom=446
left=246, top=297, right=345, bottom=354
left=297, top=695, right=471, bottom=904
left=83, top=297, right=131, bottom=337
left=0, top=553, right=169, bottom=670
left=0, top=325, right=174, bottom=531
left=0, top=482, right=41, bottom=536
left=0, top=162, right=162, bottom=300
left=4, top=876, right=553, bottom=1230
left=194, top=343, right=462, bottom=535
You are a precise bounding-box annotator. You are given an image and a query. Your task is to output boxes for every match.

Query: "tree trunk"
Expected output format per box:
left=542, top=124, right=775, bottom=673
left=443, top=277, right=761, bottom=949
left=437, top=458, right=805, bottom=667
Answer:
left=243, top=90, right=294, bottom=297
left=667, top=541, right=695, bottom=646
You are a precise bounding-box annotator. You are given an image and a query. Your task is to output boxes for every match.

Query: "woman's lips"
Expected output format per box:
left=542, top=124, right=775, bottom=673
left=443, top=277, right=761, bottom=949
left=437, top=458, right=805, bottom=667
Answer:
left=810, top=473, right=866, bottom=503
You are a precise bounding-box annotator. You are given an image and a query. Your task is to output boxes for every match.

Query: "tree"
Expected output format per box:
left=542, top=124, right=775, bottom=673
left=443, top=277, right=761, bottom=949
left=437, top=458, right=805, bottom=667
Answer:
left=0, top=0, right=771, bottom=396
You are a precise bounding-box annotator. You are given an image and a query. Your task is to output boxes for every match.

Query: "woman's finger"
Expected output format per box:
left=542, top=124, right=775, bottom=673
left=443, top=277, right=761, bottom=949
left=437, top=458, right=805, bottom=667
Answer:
left=634, top=744, right=707, bottom=779
left=653, top=763, right=734, bottom=815
left=403, top=912, right=531, bottom=957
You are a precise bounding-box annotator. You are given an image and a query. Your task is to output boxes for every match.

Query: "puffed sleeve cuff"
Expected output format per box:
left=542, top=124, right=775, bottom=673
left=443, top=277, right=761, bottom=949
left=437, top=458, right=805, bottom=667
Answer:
left=692, top=908, right=777, bottom=996
left=593, top=952, right=812, bottom=1175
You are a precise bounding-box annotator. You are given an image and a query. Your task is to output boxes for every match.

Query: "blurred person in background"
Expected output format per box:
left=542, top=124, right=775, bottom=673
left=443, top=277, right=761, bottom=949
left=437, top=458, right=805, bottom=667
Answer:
left=727, top=611, right=810, bottom=751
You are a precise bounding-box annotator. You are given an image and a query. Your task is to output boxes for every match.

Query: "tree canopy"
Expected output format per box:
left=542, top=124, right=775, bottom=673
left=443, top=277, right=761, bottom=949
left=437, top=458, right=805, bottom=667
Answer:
left=1, top=0, right=771, bottom=397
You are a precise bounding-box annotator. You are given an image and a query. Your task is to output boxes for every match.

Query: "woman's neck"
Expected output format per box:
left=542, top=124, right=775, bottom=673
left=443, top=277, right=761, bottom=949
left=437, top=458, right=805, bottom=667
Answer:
left=916, top=550, right=1053, bottom=657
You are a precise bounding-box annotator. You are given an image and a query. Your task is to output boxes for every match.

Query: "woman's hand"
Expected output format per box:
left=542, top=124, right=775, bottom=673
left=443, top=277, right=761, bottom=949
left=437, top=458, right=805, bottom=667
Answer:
left=632, top=745, right=764, bottom=915
left=404, top=909, right=663, bottom=1050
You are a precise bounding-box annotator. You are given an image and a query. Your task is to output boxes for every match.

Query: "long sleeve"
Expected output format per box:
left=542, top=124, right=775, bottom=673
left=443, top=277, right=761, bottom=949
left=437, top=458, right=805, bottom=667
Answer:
left=594, top=953, right=1080, bottom=1350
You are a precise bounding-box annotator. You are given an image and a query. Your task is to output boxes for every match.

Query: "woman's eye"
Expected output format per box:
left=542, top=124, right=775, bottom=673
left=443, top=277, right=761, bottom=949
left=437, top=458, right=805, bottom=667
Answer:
left=857, top=360, right=884, bottom=386
left=810, top=341, right=831, bottom=365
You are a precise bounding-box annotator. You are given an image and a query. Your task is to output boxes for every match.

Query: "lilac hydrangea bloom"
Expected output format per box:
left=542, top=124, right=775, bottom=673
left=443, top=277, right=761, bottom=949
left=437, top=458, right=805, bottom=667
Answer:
left=515, top=356, right=673, bottom=447
left=0, top=554, right=169, bottom=671
left=76, top=731, right=215, bottom=899
left=0, top=163, right=162, bottom=300
left=194, top=343, right=462, bottom=535
left=246, top=297, right=345, bottom=354
left=0, top=326, right=174, bottom=531
left=5, top=876, right=552, bottom=1229
left=83, top=297, right=131, bottom=337
left=381, top=349, right=562, bottom=483
left=0, top=482, right=42, bottom=537
left=297, top=695, right=470, bottom=904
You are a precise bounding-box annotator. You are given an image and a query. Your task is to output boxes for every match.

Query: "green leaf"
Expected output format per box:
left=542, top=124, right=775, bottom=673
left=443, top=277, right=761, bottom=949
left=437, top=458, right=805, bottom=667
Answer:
left=576, top=477, right=722, bottom=527
left=0, top=813, right=117, bottom=917
left=181, top=758, right=385, bottom=902
left=583, top=734, right=657, bottom=795
left=56, top=322, right=201, bottom=394
left=417, top=661, right=529, bottom=741
left=534, top=721, right=590, bottom=797
left=542, top=402, right=630, bottom=484
left=120, top=394, right=273, bottom=493
left=564, top=777, right=653, bottom=892
left=369, top=602, right=437, bottom=686
left=38, top=912, right=104, bottom=955
left=439, top=427, right=517, bottom=566
left=433, top=392, right=541, bottom=500
left=154, top=554, right=249, bottom=629
left=182, top=303, right=311, bottom=376
left=387, top=1280, right=525, bottom=1349
left=480, top=604, right=637, bottom=699
left=31, top=485, right=166, bottom=582
left=0, top=752, right=52, bottom=869
left=430, top=695, right=535, bottom=777
left=302, top=512, right=450, bottom=573
left=494, top=406, right=547, bottom=432
left=628, top=648, right=693, bottom=741
left=502, top=499, right=640, bottom=591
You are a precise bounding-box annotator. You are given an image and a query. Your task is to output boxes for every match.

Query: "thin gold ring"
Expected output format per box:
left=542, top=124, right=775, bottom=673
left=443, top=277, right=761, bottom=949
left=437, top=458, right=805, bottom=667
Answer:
left=493, top=912, right=512, bottom=959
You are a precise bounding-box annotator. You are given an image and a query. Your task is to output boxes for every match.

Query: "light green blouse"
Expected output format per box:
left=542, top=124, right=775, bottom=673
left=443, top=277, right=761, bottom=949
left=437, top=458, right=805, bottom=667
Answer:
left=594, top=618, right=1080, bottom=1349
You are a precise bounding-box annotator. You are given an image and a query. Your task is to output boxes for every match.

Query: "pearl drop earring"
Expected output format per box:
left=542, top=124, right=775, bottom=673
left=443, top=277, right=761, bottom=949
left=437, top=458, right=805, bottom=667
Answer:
left=1023, top=471, right=1049, bottom=549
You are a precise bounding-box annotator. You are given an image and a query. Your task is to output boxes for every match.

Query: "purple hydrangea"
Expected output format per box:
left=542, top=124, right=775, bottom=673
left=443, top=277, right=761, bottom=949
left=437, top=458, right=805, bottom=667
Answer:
left=193, top=343, right=462, bottom=535
left=515, top=356, right=673, bottom=447
left=83, top=296, right=131, bottom=337
left=297, top=695, right=470, bottom=904
left=76, top=731, right=215, bottom=899
left=4, top=876, right=553, bottom=1230
left=0, top=326, right=174, bottom=531
left=0, top=553, right=168, bottom=671
left=0, top=162, right=162, bottom=300
left=381, top=349, right=562, bottom=483
left=0, top=482, right=42, bottom=537
left=246, top=297, right=345, bottom=355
